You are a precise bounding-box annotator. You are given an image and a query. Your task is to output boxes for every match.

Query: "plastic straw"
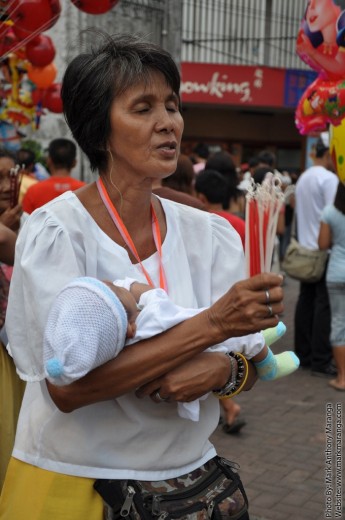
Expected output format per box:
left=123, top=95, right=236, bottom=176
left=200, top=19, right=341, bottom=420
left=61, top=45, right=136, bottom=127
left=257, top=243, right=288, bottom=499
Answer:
left=245, top=173, right=284, bottom=277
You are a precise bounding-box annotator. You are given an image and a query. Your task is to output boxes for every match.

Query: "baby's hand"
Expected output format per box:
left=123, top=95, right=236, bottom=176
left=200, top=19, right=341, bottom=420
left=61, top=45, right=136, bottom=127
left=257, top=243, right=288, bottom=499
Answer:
left=130, top=282, right=152, bottom=302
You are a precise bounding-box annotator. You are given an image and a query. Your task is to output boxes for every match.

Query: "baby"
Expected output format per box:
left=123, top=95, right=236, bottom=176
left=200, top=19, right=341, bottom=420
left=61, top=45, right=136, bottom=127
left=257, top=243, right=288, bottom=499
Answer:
left=44, top=277, right=299, bottom=421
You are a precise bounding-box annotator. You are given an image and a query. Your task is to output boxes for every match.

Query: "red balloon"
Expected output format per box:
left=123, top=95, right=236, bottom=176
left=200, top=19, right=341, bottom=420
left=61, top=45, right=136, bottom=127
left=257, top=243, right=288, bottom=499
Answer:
left=44, top=82, right=62, bottom=113
left=70, top=0, right=119, bottom=15
left=26, top=34, right=55, bottom=67
left=27, top=62, right=57, bottom=89
left=8, top=0, right=61, bottom=33
left=12, top=25, right=36, bottom=42
left=0, top=27, right=19, bottom=57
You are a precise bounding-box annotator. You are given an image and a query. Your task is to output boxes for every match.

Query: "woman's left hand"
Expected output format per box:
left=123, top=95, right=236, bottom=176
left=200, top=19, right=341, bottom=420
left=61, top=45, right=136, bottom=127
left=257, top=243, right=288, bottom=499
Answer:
left=135, top=352, right=257, bottom=403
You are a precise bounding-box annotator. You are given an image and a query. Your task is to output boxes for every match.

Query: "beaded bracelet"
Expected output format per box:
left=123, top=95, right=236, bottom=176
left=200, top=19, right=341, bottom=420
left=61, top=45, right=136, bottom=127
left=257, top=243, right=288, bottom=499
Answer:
left=213, top=352, right=249, bottom=400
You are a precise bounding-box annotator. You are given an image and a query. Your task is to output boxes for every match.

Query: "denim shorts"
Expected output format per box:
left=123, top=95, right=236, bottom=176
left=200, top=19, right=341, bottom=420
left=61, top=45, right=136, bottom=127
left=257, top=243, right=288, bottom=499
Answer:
left=327, top=282, right=345, bottom=346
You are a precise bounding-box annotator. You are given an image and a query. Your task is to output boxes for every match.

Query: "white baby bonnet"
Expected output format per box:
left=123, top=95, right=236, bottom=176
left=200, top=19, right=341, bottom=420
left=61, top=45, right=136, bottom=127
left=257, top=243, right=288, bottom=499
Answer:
left=44, top=277, right=128, bottom=385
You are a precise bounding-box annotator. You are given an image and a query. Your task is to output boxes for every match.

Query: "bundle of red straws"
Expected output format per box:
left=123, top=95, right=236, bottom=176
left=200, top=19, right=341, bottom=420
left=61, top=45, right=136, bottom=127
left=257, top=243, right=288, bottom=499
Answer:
left=245, top=172, right=285, bottom=277
left=9, top=165, right=23, bottom=209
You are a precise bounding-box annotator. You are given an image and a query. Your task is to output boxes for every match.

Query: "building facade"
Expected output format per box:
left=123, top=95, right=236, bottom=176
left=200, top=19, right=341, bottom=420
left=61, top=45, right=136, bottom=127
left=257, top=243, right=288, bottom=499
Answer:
left=180, top=0, right=313, bottom=170
left=28, top=0, right=310, bottom=176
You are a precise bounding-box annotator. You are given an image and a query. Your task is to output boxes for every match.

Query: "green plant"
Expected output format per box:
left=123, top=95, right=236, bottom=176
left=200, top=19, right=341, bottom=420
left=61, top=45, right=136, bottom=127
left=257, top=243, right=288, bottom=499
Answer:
left=21, top=139, right=47, bottom=168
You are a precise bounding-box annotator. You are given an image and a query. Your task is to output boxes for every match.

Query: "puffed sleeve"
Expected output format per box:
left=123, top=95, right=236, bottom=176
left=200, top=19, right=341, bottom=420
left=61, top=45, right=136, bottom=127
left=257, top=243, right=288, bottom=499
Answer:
left=209, top=213, right=245, bottom=303
left=6, top=209, right=88, bottom=381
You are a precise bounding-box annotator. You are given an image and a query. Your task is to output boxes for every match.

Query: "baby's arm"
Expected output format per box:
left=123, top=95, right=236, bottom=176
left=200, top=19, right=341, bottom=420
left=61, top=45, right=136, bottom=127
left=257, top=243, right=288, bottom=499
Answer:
left=129, top=282, right=153, bottom=303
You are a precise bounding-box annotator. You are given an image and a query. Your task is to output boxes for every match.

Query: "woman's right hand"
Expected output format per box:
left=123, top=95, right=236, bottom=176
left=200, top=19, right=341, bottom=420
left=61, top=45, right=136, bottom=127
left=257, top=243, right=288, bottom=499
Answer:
left=207, top=273, right=284, bottom=340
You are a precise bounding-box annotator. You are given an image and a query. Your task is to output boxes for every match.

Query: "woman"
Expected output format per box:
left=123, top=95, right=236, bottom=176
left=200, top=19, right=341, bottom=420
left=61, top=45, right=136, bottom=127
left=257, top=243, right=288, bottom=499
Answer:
left=0, top=149, right=24, bottom=490
left=0, top=34, right=283, bottom=519
left=205, top=151, right=246, bottom=219
left=318, top=181, right=345, bottom=391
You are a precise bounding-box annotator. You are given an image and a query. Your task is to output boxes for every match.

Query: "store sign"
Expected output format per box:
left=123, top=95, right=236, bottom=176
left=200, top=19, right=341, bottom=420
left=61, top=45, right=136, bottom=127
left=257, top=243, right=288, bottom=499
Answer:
left=180, top=62, right=285, bottom=107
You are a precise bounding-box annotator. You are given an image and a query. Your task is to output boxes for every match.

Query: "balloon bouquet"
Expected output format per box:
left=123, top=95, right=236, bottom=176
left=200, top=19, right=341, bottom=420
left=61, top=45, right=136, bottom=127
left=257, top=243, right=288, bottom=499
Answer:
left=295, top=0, right=345, bottom=184
left=295, top=0, right=345, bottom=134
left=0, top=0, right=119, bottom=132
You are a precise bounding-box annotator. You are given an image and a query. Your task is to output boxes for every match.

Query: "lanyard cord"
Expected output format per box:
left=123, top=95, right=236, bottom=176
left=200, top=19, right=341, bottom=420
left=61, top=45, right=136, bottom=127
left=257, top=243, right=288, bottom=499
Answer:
left=96, top=177, right=167, bottom=291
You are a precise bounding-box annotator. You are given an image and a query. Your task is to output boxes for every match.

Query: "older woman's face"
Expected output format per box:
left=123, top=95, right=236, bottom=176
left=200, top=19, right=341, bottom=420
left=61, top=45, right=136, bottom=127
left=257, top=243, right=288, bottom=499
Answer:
left=306, top=0, right=341, bottom=32
left=0, top=156, right=15, bottom=214
left=107, top=70, right=183, bottom=182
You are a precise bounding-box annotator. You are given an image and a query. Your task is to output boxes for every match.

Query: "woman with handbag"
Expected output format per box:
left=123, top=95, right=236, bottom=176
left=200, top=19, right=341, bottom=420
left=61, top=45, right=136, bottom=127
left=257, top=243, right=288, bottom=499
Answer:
left=0, top=33, right=284, bottom=520
left=319, top=181, right=345, bottom=391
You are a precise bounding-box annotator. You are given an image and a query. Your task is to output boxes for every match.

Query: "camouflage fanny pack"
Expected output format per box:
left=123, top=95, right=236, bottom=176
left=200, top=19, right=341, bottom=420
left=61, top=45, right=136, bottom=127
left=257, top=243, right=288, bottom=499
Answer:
left=94, top=456, right=248, bottom=520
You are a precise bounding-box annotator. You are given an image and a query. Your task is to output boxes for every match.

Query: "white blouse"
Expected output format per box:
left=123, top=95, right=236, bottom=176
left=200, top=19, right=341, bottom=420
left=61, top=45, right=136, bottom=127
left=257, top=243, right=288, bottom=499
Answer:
left=6, top=191, right=245, bottom=479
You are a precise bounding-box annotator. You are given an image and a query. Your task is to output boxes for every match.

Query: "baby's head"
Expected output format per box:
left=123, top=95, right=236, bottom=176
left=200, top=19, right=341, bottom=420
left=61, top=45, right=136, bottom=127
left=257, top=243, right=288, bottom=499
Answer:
left=103, top=281, right=139, bottom=339
left=44, top=276, right=136, bottom=384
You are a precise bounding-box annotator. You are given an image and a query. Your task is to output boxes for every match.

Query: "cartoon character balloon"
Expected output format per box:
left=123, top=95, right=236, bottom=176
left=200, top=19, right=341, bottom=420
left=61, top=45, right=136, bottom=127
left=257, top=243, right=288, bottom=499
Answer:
left=330, top=119, right=345, bottom=182
left=295, top=0, right=345, bottom=134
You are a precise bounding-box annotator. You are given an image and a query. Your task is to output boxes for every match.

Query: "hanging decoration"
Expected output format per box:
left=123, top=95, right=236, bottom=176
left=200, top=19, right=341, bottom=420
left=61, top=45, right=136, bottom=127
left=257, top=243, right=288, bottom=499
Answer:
left=0, top=0, right=61, bottom=132
left=0, top=0, right=120, bottom=138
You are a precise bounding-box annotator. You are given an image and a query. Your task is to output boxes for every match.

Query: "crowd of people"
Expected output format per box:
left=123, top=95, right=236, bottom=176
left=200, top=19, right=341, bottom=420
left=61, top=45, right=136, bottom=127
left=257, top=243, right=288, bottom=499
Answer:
left=0, top=31, right=343, bottom=520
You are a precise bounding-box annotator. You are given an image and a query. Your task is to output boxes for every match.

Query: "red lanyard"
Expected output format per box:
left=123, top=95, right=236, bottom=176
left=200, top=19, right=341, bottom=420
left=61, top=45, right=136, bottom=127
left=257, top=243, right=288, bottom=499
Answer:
left=96, top=177, right=167, bottom=292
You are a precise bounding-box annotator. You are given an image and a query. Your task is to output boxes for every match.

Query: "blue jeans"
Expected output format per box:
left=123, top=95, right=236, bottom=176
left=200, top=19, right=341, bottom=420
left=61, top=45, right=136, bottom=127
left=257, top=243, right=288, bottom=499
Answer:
left=327, top=282, right=345, bottom=346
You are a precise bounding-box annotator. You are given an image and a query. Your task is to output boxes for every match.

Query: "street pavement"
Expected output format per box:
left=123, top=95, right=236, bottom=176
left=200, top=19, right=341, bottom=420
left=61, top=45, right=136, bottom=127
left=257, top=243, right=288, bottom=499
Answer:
left=210, top=276, right=344, bottom=520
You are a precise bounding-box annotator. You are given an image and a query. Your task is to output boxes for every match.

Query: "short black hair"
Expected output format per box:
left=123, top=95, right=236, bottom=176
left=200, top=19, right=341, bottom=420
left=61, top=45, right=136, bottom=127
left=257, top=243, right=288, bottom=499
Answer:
left=253, top=166, right=271, bottom=185
left=193, top=142, right=209, bottom=159
left=195, top=169, right=229, bottom=209
left=334, top=181, right=345, bottom=214
left=257, top=150, right=276, bottom=168
left=0, top=148, right=16, bottom=162
left=248, top=156, right=259, bottom=169
left=48, top=138, right=76, bottom=170
left=16, top=148, right=35, bottom=170
left=61, top=32, right=181, bottom=173
left=315, top=137, right=329, bottom=158
left=205, top=151, right=237, bottom=179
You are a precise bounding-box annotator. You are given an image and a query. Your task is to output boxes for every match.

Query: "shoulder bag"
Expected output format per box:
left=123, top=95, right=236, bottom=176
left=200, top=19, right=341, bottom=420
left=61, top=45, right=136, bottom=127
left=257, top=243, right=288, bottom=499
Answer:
left=281, top=214, right=328, bottom=283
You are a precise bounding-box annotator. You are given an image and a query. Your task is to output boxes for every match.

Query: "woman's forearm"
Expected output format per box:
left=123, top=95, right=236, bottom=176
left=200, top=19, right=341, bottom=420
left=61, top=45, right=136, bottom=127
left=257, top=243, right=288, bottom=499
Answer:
left=47, top=308, right=222, bottom=411
left=47, top=272, right=283, bottom=412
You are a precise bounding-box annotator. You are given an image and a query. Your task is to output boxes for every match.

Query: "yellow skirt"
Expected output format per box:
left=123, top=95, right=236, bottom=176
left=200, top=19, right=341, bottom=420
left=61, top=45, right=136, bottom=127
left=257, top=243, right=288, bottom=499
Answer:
left=0, top=343, right=25, bottom=490
left=0, top=458, right=104, bottom=520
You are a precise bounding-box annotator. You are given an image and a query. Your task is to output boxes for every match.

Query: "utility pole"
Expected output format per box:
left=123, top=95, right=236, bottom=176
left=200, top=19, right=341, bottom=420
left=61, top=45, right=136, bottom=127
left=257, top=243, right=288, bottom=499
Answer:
left=161, top=0, right=183, bottom=66
left=264, top=0, right=272, bottom=66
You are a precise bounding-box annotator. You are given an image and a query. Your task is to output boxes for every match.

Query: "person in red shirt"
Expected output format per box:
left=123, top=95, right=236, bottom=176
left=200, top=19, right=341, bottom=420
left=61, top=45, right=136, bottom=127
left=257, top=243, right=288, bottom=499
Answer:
left=195, top=168, right=246, bottom=248
left=22, top=139, right=86, bottom=214
left=194, top=168, right=246, bottom=434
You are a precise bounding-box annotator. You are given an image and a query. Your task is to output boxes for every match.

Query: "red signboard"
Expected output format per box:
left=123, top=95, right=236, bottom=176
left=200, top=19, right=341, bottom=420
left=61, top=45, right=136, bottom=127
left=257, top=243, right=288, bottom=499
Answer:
left=180, top=62, right=285, bottom=108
